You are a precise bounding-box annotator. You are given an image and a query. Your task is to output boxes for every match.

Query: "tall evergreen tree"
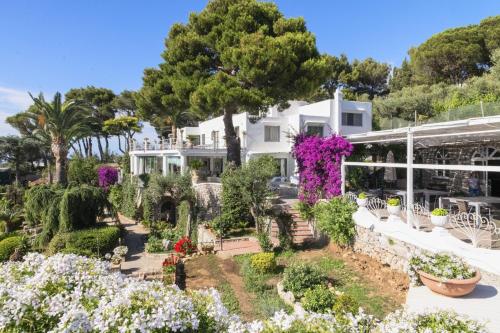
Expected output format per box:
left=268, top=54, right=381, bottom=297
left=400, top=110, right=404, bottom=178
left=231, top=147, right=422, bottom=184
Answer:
left=145, top=0, right=328, bottom=166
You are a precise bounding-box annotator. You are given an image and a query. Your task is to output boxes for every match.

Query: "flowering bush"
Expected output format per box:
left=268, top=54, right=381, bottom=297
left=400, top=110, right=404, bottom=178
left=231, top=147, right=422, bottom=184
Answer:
left=0, top=253, right=486, bottom=333
left=292, top=134, right=353, bottom=204
left=313, top=197, right=357, bottom=247
left=378, top=309, right=487, bottom=333
left=250, top=252, right=276, bottom=273
left=408, top=251, right=476, bottom=284
left=113, top=245, right=128, bottom=257
left=97, top=166, right=119, bottom=189
left=174, top=236, right=196, bottom=255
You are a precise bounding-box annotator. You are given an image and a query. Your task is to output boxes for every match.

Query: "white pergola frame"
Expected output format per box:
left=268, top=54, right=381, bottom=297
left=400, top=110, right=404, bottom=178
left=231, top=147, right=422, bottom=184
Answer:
left=341, top=116, right=500, bottom=222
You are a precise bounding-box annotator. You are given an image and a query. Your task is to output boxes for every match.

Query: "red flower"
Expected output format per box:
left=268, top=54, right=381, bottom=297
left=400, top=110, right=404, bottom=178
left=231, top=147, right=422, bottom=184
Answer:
left=174, top=237, right=195, bottom=255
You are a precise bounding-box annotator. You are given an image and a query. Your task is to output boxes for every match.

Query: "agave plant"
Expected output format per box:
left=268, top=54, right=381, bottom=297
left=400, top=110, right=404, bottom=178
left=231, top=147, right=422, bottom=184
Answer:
left=27, top=92, right=95, bottom=185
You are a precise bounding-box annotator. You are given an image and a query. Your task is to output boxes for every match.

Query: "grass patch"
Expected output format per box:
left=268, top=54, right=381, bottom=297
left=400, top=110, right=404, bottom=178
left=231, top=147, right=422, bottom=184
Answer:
left=205, top=255, right=241, bottom=314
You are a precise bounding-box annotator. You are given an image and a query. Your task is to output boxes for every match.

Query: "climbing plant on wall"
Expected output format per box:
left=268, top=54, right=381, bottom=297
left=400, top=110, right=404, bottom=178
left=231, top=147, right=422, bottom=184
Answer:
left=292, top=134, right=353, bottom=204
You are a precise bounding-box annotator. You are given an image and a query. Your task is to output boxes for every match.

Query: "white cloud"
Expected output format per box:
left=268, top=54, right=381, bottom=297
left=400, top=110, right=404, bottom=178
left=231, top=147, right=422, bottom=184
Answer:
left=0, top=86, right=33, bottom=135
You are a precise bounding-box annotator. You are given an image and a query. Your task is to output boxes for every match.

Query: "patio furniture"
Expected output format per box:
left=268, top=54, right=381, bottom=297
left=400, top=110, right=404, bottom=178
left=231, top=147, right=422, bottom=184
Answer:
left=440, top=196, right=498, bottom=221
left=367, top=197, right=388, bottom=221
left=405, top=203, right=433, bottom=231
left=448, top=212, right=500, bottom=249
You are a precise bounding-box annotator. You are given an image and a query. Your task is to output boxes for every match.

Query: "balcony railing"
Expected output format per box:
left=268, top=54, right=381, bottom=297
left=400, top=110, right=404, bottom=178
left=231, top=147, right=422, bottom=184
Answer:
left=130, top=138, right=226, bottom=151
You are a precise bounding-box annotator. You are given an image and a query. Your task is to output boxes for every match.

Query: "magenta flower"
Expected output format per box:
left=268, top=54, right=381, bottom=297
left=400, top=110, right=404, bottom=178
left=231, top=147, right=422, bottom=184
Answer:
left=292, top=133, right=353, bottom=204
left=98, top=166, right=119, bottom=189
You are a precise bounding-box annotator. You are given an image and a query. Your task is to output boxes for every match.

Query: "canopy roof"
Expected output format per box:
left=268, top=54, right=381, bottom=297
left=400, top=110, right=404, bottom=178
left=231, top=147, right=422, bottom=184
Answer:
left=346, top=116, right=500, bottom=147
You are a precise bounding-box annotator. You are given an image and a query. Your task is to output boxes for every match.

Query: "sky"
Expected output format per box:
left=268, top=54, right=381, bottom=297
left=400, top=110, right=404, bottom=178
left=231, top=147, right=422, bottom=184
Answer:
left=0, top=0, right=499, bottom=144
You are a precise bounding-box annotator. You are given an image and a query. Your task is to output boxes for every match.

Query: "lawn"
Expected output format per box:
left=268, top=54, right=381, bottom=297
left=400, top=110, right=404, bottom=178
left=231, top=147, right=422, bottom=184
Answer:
left=185, top=246, right=407, bottom=320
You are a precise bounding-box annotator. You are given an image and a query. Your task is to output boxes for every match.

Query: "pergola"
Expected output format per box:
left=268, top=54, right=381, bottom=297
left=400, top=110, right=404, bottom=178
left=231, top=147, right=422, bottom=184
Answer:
left=341, top=115, right=500, bottom=222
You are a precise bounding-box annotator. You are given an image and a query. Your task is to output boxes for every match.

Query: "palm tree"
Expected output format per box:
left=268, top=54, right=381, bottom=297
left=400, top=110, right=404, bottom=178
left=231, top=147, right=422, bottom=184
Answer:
left=27, top=92, right=94, bottom=185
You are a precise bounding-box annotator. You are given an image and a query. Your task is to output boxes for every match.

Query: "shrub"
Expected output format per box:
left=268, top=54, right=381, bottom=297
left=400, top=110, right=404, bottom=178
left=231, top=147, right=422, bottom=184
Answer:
left=59, top=185, right=107, bottom=232
left=24, top=185, right=60, bottom=226
left=68, top=157, right=99, bottom=185
left=387, top=197, right=400, bottom=206
left=358, top=192, right=367, bottom=199
left=0, top=235, right=23, bottom=261
left=108, top=184, right=122, bottom=211
left=176, top=200, right=190, bottom=237
left=301, top=285, right=336, bottom=313
left=431, top=208, right=448, bottom=216
left=257, top=232, right=273, bottom=252
left=188, top=159, right=204, bottom=170
left=250, top=252, right=276, bottom=273
left=313, top=197, right=357, bottom=247
left=332, top=293, right=359, bottom=316
left=120, top=174, right=139, bottom=218
left=146, top=235, right=165, bottom=253
left=47, top=226, right=120, bottom=257
left=283, top=263, right=328, bottom=299
left=295, top=201, right=314, bottom=220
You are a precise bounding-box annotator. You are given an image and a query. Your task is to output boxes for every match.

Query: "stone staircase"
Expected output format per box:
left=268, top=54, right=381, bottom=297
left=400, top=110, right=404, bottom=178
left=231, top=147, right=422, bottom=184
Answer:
left=270, top=205, right=316, bottom=244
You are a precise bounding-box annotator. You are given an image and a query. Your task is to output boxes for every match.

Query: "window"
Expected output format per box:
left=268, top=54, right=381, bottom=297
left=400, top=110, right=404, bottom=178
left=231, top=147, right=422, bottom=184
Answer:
left=264, top=126, right=280, bottom=142
left=341, top=113, right=363, bottom=126
left=306, top=125, right=324, bottom=137
left=212, top=131, right=219, bottom=148
left=201, top=134, right=205, bottom=145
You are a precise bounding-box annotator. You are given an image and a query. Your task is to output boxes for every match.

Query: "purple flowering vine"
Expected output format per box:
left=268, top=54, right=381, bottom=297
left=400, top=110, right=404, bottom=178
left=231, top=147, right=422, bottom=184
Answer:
left=292, top=133, right=353, bottom=204
left=98, top=166, right=119, bottom=189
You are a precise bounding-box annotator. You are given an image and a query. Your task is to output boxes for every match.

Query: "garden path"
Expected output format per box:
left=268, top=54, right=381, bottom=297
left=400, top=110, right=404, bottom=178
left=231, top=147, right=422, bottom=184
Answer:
left=406, top=284, right=500, bottom=332
left=118, top=214, right=169, bottom=275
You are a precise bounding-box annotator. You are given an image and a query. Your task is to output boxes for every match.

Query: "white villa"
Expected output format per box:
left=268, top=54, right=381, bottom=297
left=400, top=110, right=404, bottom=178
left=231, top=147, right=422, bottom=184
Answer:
left=129, top=89, right=371, bottom=178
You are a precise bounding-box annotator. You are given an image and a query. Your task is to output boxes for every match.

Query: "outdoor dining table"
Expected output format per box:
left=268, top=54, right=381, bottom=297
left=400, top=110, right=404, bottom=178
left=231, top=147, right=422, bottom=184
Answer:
left=439, top=196, right=500, bottom=220
left=385, top=189, right=448, bottom=210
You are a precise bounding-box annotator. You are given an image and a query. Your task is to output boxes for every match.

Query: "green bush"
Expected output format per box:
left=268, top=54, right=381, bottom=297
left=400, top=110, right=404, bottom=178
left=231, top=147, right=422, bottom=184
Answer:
left=431, top=208, right=448, bottom=216
left=301, top=285, right=336, bottom=313
left=47, top=226, right=120, bottom=257
left=176, top=200, right=190, bottom=237
left=68, top=157, right=99, bottom=185
left=108, top=185, right=122, bottom=211
left=257, top=232, right=273, bottom=252
left=24, top=185, right=60, bottom=226
left=145, top=235, right=164, bottom=253
left=250, top=252, right=276, bottom=273
left=59, top=185, right=107, bottom=232
left=313, top=197, right=357, bottom=247
left=0, top=236, right=23, bottom=261
left=295, top=201, right=314, bottom=221
left=282, top=263, right=328, bottom=299
left=387, top=197, right=400, bottom=206
left=332, top=293, right=359, bottom=315
left=120, top=175, right=138, bottom=219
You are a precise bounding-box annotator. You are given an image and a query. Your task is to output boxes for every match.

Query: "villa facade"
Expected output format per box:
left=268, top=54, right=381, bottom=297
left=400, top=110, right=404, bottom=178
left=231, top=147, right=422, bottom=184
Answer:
left=129, top=89, right=372, bottom=178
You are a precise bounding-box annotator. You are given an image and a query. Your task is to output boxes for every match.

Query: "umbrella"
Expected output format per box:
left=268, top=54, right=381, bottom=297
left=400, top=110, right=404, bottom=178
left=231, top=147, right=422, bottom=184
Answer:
left=384, top=151, right=397, bottom=184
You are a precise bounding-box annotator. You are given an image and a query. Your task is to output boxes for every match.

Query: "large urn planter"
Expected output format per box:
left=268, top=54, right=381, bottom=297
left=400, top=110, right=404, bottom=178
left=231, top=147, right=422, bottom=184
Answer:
left=418, top=270, right=481, bottom=297
left=356, top=198, right=368, bottom=207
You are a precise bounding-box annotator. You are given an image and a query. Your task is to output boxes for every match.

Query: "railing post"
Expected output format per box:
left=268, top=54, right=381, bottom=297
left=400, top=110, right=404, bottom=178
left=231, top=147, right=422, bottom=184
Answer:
left=341, top=156, right=346, bottom=196
left=406, top=129, right=414, bottom=224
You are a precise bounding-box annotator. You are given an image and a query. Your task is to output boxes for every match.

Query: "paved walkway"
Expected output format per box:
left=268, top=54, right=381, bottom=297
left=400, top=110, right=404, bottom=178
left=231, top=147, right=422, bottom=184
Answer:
left=118, top=214, right=169, bottom=276
left=216, top=238, right=262, bottom=259
left=406, top=284, right=500, bottom=331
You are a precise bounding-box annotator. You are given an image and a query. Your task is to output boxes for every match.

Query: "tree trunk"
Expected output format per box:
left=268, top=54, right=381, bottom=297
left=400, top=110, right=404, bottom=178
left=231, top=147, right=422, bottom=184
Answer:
left=117, top=136, right=125, bottom=154
left=172, top=124, right=177, bottom=140
left=96, top=135, right=105, bottom=161
left=77, top=140, right=83, bottom=156
left=104, top=135, right=110, bottom=157
left=223, top=107, right=241, bottom=166
left=14, top=161, right=20, bottom=185
left=88, top=137, right=93, bottom=157
left=51, top=139, right=68, bottom=185
left=44, top=156, right=53, bottom=184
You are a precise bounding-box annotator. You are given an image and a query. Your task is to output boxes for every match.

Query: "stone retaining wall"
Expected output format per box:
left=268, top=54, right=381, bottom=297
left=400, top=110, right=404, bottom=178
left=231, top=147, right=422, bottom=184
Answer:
left=194, top=182, right=222, bottom=221
left=352, top=214, right=500, bottom=287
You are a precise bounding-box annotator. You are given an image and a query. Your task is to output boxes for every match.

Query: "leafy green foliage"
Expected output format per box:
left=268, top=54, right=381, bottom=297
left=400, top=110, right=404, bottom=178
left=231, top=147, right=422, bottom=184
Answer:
left=282, top=263, right=328, bottom=299
left=358, top=192, right=367, bottom=199
left=120, top=174, right=139, bottom=219
left=257, top=232, right=273, bottom=252
left=176, top=200, right=190, bottom=237
left=145, top=235, right=165, bottom=253
left=108, top=185, right=122, bottom=212
left=0, top=136, right=41, bottom=184
left=47, top=226, right=120, bottom=257
left=0, top=198, right=23, bottom=233
left=59, top=185, right=107, bottom=232
left=431, top=208, right=448, bottom=216
left=250, top=252, right=276, bottom=273
left=0, top=235, right=23, bottom=261
left=301, top=285, right=336, bottom=313
left=312, top=197, right=357, bottom=247
left=188, top=159, right=203, bottom=170
left=295, top=201, right=314, bottom=221
left=68, top=157, right=99, bottom=185
left=386, top=198, right=400, bottom=206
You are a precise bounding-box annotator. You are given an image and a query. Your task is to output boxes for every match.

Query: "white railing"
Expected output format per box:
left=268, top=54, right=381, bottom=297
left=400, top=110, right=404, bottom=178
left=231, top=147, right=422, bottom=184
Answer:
left=130, top=138, right=226, bottom=151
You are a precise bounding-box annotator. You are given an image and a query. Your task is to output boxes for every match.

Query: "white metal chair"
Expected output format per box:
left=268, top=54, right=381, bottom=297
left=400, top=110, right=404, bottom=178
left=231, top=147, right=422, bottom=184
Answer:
left=448, top=212, right=500, bottom=249
left=405, top=203, right=432, bottom=231
left=367, top=197, right=388, bottom=221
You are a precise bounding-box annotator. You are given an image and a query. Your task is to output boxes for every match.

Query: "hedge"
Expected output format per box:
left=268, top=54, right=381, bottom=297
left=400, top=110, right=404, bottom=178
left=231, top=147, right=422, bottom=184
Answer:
left=0, top=236, right=23, bottom=261
left=47, top=226, right=120, bottom=257
left=59, top=185, right=107, bottom=232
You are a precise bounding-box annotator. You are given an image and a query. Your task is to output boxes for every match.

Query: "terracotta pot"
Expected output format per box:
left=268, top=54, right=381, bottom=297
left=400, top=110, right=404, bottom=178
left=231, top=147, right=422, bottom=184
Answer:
left=356, top=198, right=368, bottom=207
left=418, top=270, right=481, bottom=297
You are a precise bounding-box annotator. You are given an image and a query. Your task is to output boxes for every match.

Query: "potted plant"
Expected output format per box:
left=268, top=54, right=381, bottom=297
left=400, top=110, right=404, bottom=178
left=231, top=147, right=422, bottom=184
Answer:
left=409, top=252, right=481, bottom=297
left=431, top=208, right=449, bottom=229
left=356, top=192, right=368, bottom=207
left=113, top=246, right=128, bottom=261
left=188, top=159, right=204, bottom=183
left=162, top=255, right=179, bottom=285
left=386, top=197, right=401, bottom=216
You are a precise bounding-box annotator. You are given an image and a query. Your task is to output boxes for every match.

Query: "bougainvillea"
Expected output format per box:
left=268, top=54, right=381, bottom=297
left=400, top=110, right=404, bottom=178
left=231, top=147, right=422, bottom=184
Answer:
left=292, top=134, right=353, bottom=204
left=98, top=166, right=119, bottom=189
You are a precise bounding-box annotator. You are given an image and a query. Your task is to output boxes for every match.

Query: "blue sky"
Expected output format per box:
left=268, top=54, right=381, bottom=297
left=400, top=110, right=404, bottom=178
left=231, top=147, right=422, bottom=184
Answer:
left=0, top=0, right=498, bottom=141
